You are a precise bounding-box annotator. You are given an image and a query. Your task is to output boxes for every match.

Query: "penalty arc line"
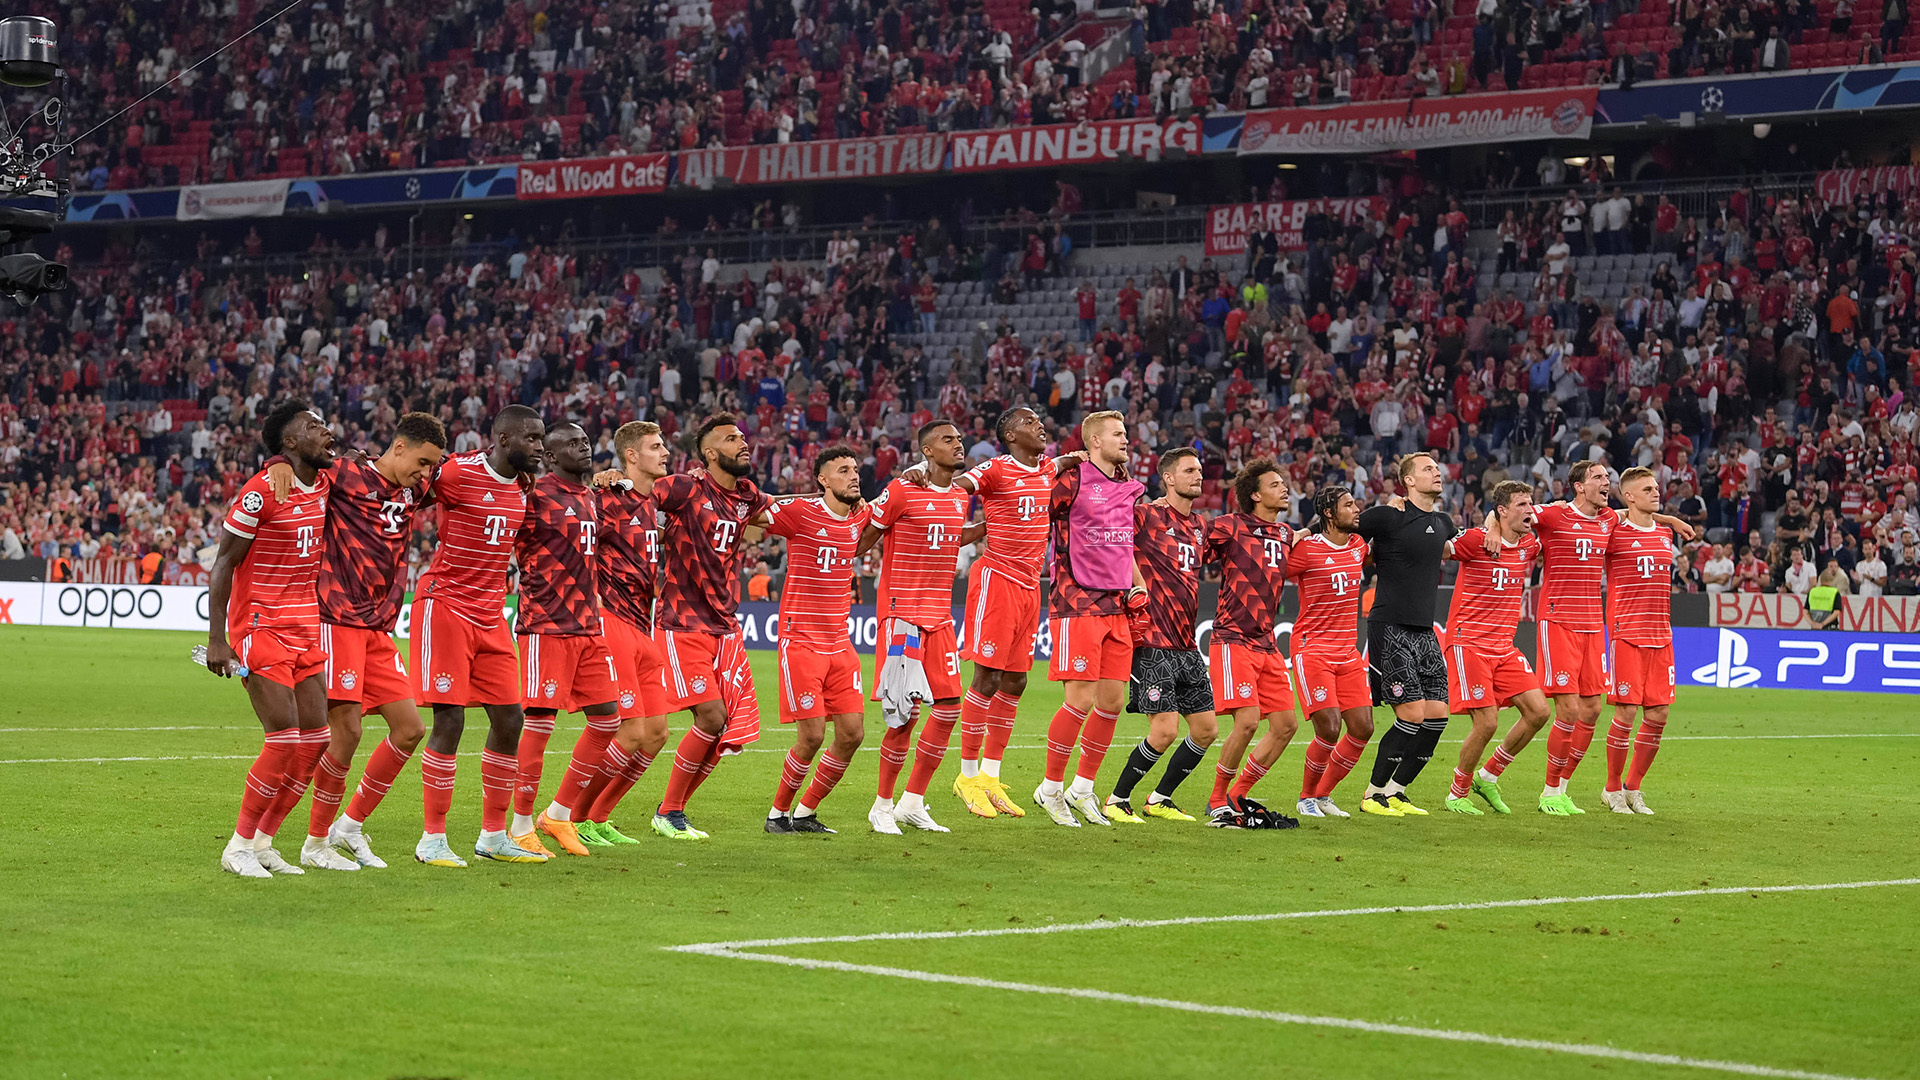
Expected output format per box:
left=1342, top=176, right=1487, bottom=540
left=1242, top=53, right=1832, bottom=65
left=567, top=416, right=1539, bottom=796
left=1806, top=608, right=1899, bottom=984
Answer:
left=670, top=877, right=1920, bottom=950
left=678, top=948, right=1878, bottom=1080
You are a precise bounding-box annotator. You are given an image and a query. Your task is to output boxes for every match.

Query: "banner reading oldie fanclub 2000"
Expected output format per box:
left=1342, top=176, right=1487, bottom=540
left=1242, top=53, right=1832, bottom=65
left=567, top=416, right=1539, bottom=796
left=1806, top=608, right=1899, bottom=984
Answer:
left=1239, top=87, right=1597, bottom=155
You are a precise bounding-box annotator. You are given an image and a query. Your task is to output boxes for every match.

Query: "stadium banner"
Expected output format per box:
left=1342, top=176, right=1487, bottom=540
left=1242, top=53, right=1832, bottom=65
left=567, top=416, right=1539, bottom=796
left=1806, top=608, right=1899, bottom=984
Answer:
left=1709, top=591, right=1920, bottom=633
left=0, top=581, right=210, bottom=631
left=518, top=154, right=669, bottom=200
left=1204, top=197, right=1387, bottom=256
left=1593, top=62, right=1920, bottom=127
left=176, top=178, right=291, bottom=222
left=1815, top=166, right=1920, bottom=203
left=1678, top=626, right=1920, bottom=694
left=674, top=133, right=948, bottom=188
left=948, top=116, right=1203, bottom=172
left=1238, top=88, right=1596, bottom=155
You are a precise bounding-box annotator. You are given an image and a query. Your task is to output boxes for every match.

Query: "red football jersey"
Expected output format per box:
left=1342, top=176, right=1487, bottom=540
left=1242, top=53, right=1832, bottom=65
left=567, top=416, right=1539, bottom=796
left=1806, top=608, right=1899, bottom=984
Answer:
left=1445, top=528, right=1539, bottom=652
left=222, top=467, right=331, bottom=646
left=1606, top=517, right=1675, bottom=646
left=870, top=477, right=970, bottom=631
left=767, top=496, right=869, bottom=649
left=1047, top=466, right=1135, bottom=619
left=316, top=458, right=432, bottom=631
left=1532, top=502, right=1614, bottom=632
left=1287, top=530, right=1368, bottom=653
left=962, top=453, right=1055, bottom=590
left=413, top=452, right=527, bottom=627
left=1206, top=513, right=1291, bottom=652
left=514, top=472, right=602, bottom=637
left=653, top=470, right=773, bottom=635
left=596, top=481, right=660, bottom=633
left=1132, top=500, right=1208, bottom=650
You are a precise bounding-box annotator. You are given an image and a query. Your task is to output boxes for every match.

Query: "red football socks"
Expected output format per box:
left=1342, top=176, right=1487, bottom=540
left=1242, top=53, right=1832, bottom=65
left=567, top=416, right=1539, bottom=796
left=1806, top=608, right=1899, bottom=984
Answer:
left=1561, top=719, right=1598, bottom=785
left=875, top=719, right=915, bottom=800
left=657, top=725, right=720, bottom=813
left=1044, top=704, right=1090, bottom=783
left=258, top=726, right=329, bottom=837
left=1073, top=707, right=1120, bottom=782
left=983, top=692, right=1020, bottom=762
left=1210, top=761, right=1236, bottom=809
left=420, top=748, right=457, bottom=834
left=1300, top=736, right=1335, bottom=798
left=344, top=735, right=412, bottom=822
left=513, top=713, right=556, bottom=816
left=305, top=749, right=352, bottom=839
left=958, top=690, right=991, bottom=762
left=1450, top=767, right=1473, bottom=799
left=906, top=704, right=961, bottom=796
left=1484, top=744, right=1516, bottom=779
left=1228, top=754, right=1270, bottom=800
left=235, top=728, right=300, bottom=839
left=1603, top=715, right=1635, bottom=792
left=586, top=743, right=655, bottom=822
left=1626, top=717, right=1666, bottom=788
left=774, top=747, right=816, bottom=814
left=479, top=748, right=516, bottom=832
left=799, top=750, right=851, bottom=813
left=552, top=716, right=618, bottom=816
left=1544, top=716, right=1575, bottom=786
left=1313, top=732, right=1370, bottom=798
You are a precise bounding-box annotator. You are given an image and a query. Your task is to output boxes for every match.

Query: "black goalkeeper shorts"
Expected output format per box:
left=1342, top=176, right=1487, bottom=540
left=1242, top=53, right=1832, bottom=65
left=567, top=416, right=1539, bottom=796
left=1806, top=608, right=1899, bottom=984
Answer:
left=1368, top=622, right=1448, bottom=707
left=1129, top=647, right=1214, bottom=716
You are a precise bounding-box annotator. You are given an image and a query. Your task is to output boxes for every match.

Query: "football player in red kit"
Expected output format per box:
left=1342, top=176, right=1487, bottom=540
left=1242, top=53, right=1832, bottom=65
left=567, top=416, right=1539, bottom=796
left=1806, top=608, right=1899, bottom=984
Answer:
left=1204, top=459, right=1300, bottom=829
left=552, top=421, right=673, bottom=844
left=856, top=420, right=982, bottom=834
left=207, top=399, right=337, bottom=878
left=504, top=423, right=620, bottom=858
left=762, top=447, right=869, bottom=834
left=408, top=405, right=547, bottom=867
left=649, top=415, right=776, bottom=840
left=1603, top=467, right=1684, bottom=815
left=1441, top=481, right=1551, bottom=816
left=1287, top=486, right=1372, bottom=821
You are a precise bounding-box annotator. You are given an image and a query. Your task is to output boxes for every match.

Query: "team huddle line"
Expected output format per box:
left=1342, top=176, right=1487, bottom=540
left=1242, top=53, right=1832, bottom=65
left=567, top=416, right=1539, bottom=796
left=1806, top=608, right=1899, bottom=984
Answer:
left=204, top=399, right=1688, bottom=878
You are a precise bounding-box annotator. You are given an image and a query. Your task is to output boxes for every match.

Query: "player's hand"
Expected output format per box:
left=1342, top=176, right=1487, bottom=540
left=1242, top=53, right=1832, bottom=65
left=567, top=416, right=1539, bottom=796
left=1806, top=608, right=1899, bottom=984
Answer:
left=1124, top=588, right=1152, bottom=644
left=266, top=462, right=294, bottom=503
left=1481, top=527, right=1501, bottom=556
left=204, top=639, right=241, bottom=678
left=343, top=446, right=370, bottom=463
left=1388, top=495, right=1407, bottom=510
left=1673, top=520, right=1698, bottom=542
left=590, top=468, right=626, bottom=489
left=900, top=462, right=930, bottom=487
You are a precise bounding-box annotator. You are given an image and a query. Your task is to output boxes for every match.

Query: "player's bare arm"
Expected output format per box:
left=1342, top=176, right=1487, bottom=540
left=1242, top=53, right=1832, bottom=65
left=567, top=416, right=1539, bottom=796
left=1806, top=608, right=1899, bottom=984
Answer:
left=854, top=522, right=886, bottom=557
left=203, top=528, right=254, bottom=678
left=960, top=518, right=987, bottom=546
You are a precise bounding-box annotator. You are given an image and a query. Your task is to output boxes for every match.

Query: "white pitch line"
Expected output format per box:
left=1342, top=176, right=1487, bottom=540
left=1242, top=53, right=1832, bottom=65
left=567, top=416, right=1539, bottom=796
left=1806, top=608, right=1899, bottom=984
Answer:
left=671, top=878, right=1920, bottom=951
left=0, top=743, right=1058, bottom=766
left=686, top=948, right=1877, bottom=1080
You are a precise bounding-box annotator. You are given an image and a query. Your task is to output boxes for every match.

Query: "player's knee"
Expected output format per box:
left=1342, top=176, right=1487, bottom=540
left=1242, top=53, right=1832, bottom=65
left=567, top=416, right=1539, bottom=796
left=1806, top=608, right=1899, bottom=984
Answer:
left=1187, top=714, right=1219, bottom=744
left=1347, top=712, right=1375, bottom=740
left=1272, top=712, right=1299, bottom=739
left=1310, top=709, right=1341, bottom=741
left=689, top=702, right=726, bottom=734
left=970, top=666, right=1001, bottom=696
left=1000, top=671, right=1028, bottom=697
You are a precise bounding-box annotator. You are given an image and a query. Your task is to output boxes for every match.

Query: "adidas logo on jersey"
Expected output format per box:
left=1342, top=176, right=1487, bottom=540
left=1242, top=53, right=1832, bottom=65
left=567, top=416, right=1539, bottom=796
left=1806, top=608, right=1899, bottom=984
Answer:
left=629, top=516, right=642, bottom=526
left=565, top=508, right=577, bottom=516
left=483, top=492, right=495, bottom=502
left=818, top=528, right=830, bottom=537
left=1325, top=556, right=1336, bottom=564
left=1425, top=524, right=1434, bottom=532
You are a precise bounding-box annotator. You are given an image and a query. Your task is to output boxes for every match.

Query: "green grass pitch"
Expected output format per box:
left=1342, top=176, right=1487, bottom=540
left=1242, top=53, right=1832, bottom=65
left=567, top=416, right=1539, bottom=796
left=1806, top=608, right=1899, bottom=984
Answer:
left=3, top=624, right=1917, bottom=1080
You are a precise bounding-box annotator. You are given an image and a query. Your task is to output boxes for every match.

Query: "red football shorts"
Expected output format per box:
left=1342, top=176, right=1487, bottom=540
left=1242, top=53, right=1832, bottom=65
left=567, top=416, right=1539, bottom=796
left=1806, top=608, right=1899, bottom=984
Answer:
left=1292, top=647, right=1370, bottom=713
left=871, top=621, right=963, bottom=703
left=1608, top=639, right=1676, bottom=707
left=519, top=632, right=618, bottom=711
left=236, top=627, right=327, bottom=690
left=961, top=561, right=1040, bottom=673
left=408, top=598, right=520, bottom=707
left=320, top=623, right=411, bottom=709
left=1447, top=641, right=1538, bottom=715
left=658, top=630, right=761, bottom=750
left=1209, top=640, right=1293, bottom=714
left=778, top=640, right=865, bottom=723
left=601, top=609, right=669, bottom=719
left=1536, top=619, right=1608, bottom=697
left=1049, top=613, right=1134, bottom=682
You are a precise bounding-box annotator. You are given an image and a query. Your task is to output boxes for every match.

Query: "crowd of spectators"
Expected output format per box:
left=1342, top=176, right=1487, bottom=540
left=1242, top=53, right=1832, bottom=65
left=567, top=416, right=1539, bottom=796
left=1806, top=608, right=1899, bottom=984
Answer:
left=6, top=163, right=1920, bottom=603
left=52, top=0, right=1920, bottom=192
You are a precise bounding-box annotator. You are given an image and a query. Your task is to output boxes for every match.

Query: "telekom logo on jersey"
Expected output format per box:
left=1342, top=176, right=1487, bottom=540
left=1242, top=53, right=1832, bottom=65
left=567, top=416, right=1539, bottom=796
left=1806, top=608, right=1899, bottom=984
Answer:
left=481, top=514, right=514, bottom=545
left=294, top=526, right=319, bottom=557
left=925, top=524, right=959, bottom=549
left=1572, top=537, right=1601, bottom=561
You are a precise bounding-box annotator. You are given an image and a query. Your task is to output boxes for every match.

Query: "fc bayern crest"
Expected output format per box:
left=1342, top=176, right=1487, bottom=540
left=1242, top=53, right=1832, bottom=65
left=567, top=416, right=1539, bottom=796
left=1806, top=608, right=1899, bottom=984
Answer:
left=1147, top=685, right=1163, bottom=702
left=543, top=679, right=559, bottom=699
left=340, top=670, right=356, bottom=690
left=1390, top=681, right=1404, bottom=696
left=1472, top=684, right=1486, bottom=699
left=800, top=693, right=816, bottom=709
left=1556, top=672, right=1569, bottom=686
left=1237, top=682, right=1252, bottom=698
left=1313, top=687, right=1326, bottom=702
left=692, top=677, right=708, bottom=694
left=620, top=691, right=636, bottom=709
left=434, top=674, right=454, bottom=694
left=980, top=641, right=996, bottom=658
left=1617, top=682, right=1631, bottom=695
left=1073, top=657, right=1087, bottom=672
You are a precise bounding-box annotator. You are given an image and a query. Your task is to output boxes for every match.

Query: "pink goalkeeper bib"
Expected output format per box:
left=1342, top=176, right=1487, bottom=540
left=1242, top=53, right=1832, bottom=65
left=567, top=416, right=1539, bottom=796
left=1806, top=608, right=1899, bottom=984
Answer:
left=1067, top=461, right=1144, bottom=591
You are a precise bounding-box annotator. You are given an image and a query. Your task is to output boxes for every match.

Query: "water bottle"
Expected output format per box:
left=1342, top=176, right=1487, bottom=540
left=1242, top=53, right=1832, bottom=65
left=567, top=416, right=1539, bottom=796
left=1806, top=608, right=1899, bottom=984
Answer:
left=190, top=643, right=248, bottom=678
